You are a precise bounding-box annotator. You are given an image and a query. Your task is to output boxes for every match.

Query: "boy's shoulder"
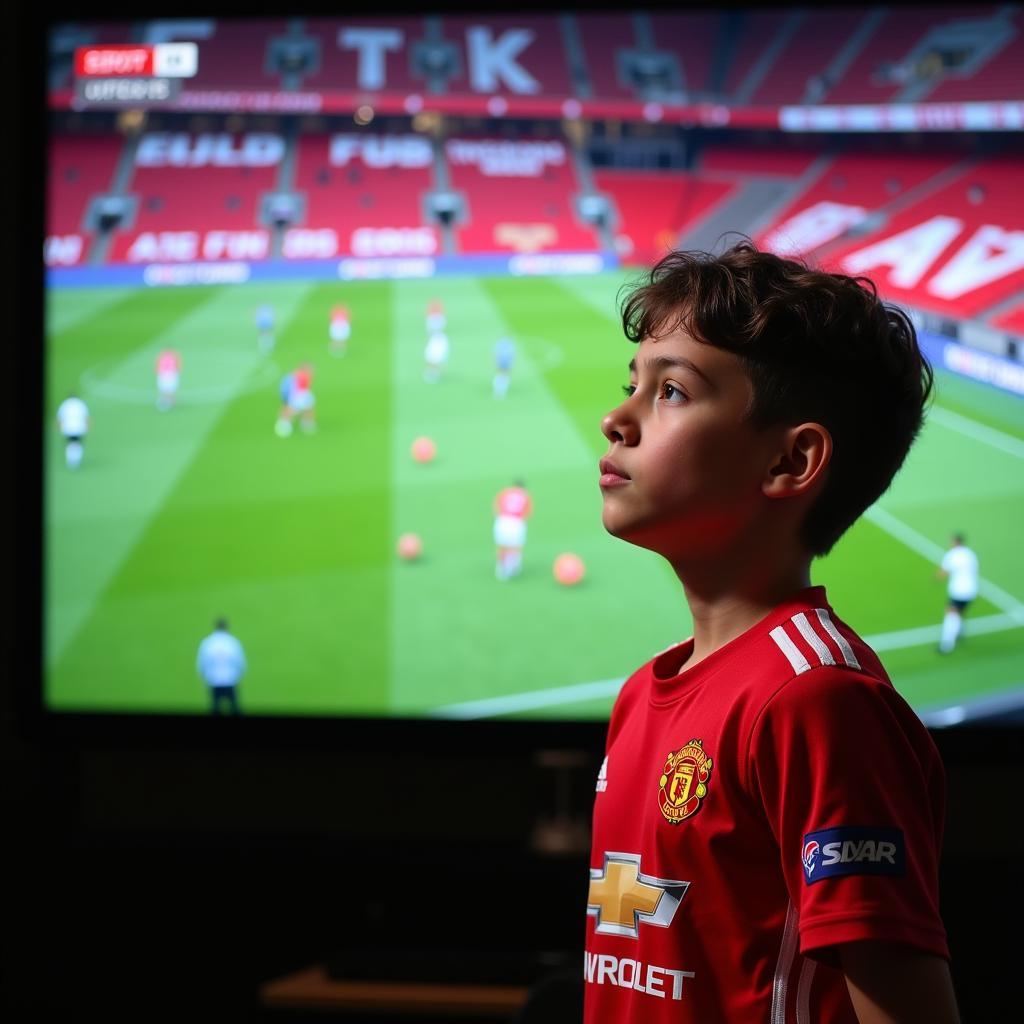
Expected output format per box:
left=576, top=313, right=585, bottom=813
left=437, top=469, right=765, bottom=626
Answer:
left=615, top=587, right=895, bottom=722
left=608, top=588, right=939, bottom=782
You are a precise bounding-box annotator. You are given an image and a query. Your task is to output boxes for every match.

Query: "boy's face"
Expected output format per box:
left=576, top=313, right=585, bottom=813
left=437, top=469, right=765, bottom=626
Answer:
left=599, top=324, right=783, bottom=562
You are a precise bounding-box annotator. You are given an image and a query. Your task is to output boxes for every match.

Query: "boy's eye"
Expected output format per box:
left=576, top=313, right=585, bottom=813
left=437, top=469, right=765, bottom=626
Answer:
left=660, top=381, right=686, bottom=402
left=622, top=383, right=637, bottom=398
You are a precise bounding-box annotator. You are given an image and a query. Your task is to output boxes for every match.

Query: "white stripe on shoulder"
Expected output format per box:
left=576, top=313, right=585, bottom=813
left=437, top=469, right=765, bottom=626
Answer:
left=814, top=608, right=861, bottom=669
left=792, top=612, right=836, bottom=667
left=769, top=625, right=811, bottom=675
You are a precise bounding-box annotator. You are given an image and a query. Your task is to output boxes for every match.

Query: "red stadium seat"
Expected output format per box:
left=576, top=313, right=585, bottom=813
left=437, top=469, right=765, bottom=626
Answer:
left=445, top=136, right=601, bottom=254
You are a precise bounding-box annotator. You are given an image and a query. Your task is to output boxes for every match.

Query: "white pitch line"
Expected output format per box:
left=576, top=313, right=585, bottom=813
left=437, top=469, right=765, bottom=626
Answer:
left=439, top=411, right=1024, bottom=721
left=916, top=684, right=1024, bottom=728
left=433, top=677, right=626, bottom=720
left=929, top=405, right=1024, bottom=460
left=435, top=610, right=1024, bottom=720
left=864, top=504, right=1024, bottom=616
left=866, top=611, right=1024, bottom=652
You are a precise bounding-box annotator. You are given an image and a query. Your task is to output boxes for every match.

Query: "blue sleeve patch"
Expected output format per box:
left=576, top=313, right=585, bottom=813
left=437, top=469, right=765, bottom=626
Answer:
left=801, top=827, right=905, bottom=885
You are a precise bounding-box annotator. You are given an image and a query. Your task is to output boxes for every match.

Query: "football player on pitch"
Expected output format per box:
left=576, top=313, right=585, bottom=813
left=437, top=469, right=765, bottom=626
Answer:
left=936, top=532, right=980, bottom=654
left=256, top=304, right=275, bottom=353
left=425, top=297, right=446, bottom=334
left=329, top=303, right=351, bottom=357
left=493, top=479, right=532, bottom=581
left=155, top=347, right=182, bottom=411
left=56, top=392, right=90, bottom=470
left=275, top=364, right=316, bottom=437
left=586, top=242, right=958, bottom=1023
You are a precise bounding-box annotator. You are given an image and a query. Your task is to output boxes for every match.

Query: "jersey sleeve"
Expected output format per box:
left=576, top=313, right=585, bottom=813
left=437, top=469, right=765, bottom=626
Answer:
left=747, top=666, right=949, bottom=963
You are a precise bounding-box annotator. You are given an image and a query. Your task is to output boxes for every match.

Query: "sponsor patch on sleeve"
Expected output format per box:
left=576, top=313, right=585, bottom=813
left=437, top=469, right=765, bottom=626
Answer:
left=801, top=827, right=905, bottom=884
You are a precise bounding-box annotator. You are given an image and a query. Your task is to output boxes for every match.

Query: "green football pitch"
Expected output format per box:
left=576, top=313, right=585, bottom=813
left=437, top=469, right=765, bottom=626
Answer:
left=46, top=272, right=1024, bottom=721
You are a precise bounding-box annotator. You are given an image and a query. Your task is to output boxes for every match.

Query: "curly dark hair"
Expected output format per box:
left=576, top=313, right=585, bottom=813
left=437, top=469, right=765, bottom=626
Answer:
left=619, top=240, right=933, bottom=556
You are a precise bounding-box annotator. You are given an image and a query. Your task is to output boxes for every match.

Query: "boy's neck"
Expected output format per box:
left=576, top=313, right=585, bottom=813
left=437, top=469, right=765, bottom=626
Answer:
left=673, top=542, right=814, bottom=671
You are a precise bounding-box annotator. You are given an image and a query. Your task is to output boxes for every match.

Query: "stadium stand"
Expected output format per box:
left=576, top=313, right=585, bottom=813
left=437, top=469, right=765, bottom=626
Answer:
left=718, top=10, right=793, bottom=101
left=287, top=133, right=438, bottom=259
left=824, top=154, right=1024, bottom=319
left=299, top=17, right=426, bottom=93
left=438, top=16, right=576, bottom=98
left=575, top=14, right=638, bottom=101
left=155, top=19, right=289, bottom=91
left=697, top=145, right=823, bottom=178
left=592, top=170, right=735, bottom=265
left=646, top=12, right=720, bottom=101
left=46, top=7, right=1024, bottom=335
left=822, top=6, right=998, bottom=104
left=46, top=136, right=123, bottom=265
left=108, top=133, right=281, bottom=263
left=923, top=7, right=1024, bottom=103
left=756, top=151, right=960, bottom=256
left=990, top=302, right=1024, bottom=336
left=445, top=136, right=600, bottom=253
left=746, top=9, right=871, bottom=106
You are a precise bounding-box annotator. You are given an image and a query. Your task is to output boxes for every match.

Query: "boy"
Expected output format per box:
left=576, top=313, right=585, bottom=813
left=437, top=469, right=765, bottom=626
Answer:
left=936, top=533, right=979, bottom=654
left=587, top=243, right=958, bottom=1023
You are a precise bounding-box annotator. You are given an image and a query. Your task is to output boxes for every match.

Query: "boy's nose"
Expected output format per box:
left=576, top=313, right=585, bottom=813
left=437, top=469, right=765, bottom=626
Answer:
left=601, top=405, right=639, bottom=446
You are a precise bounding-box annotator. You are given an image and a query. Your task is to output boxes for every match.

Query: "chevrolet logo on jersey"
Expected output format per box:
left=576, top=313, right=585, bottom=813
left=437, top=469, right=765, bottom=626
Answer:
left=587, top=852, right=690, bottom=938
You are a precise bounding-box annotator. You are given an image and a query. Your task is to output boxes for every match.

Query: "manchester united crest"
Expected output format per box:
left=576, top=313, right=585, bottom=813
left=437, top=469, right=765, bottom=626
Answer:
left=658, top=739, right=713, bottom=824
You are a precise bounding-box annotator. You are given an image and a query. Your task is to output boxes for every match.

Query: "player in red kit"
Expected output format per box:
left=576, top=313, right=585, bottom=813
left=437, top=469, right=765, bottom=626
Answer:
left=493, top=480, right=532, bottom=581
left=155, top=348, right=181, bottom=411
left=329, top=304, right=350, bottom=357
left=275, top=363, right=316, bottom=437
left=586, top=243, right=959, bottom=1024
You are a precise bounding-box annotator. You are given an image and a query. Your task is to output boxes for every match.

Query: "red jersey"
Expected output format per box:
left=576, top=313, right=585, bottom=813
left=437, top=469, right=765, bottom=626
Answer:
left=494, top=486, right=532, bottom=519
left=293, top=367, right=312, bottom=391
left=331, top=305, right=349, bottom=325
left=585, top=586, right=948, bottom=1024
left=156, top=350, right=181, bottom=374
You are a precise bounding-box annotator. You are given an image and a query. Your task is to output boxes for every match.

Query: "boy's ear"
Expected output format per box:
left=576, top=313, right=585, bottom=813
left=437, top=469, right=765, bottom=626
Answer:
left=762, top=422, right=832, bottom=499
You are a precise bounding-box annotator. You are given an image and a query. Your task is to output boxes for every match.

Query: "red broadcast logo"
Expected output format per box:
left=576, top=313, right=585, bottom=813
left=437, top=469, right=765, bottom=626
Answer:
left=75, top=43, right=198, bottom=79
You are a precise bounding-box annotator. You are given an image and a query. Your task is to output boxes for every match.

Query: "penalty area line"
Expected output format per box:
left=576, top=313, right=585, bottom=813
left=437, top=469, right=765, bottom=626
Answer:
left=916, top=684, right=1024, bottom=728
left=433, top=677, right=626, bottom=720
left=864, top=505, right=1024, bottom=617
left=434, top=612, right=1024, bottom=720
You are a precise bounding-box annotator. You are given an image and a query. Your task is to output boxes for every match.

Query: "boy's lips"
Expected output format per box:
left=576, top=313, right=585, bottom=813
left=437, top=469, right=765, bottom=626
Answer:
left=599, top=458, right=631, bottom=487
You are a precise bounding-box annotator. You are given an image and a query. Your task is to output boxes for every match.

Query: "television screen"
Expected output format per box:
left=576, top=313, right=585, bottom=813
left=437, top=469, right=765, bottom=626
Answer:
left=40, top=5, right=1024, bottom=728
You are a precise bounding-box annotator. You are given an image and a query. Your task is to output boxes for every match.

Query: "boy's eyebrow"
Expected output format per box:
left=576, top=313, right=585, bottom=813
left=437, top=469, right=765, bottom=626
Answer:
left=628, top=355, right=714, bottom=386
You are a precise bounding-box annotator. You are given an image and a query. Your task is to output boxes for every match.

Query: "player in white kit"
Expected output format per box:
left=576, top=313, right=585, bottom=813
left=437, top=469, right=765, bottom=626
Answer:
left=423, top=332, right=450, bottom=383
left=56, top=393, right=90, bottom=469
left=936, top=532, right=980, bottom=654
left=329, top=304, right=350, bottom=357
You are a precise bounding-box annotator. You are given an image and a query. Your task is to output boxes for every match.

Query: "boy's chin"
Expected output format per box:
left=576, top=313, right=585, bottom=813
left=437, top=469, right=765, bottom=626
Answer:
left=602, top=513, right=660, bottom=552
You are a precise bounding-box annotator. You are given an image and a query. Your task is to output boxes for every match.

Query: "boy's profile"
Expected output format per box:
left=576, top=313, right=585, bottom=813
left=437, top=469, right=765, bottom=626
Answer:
left=586, top=241, right=959, bottom=1023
